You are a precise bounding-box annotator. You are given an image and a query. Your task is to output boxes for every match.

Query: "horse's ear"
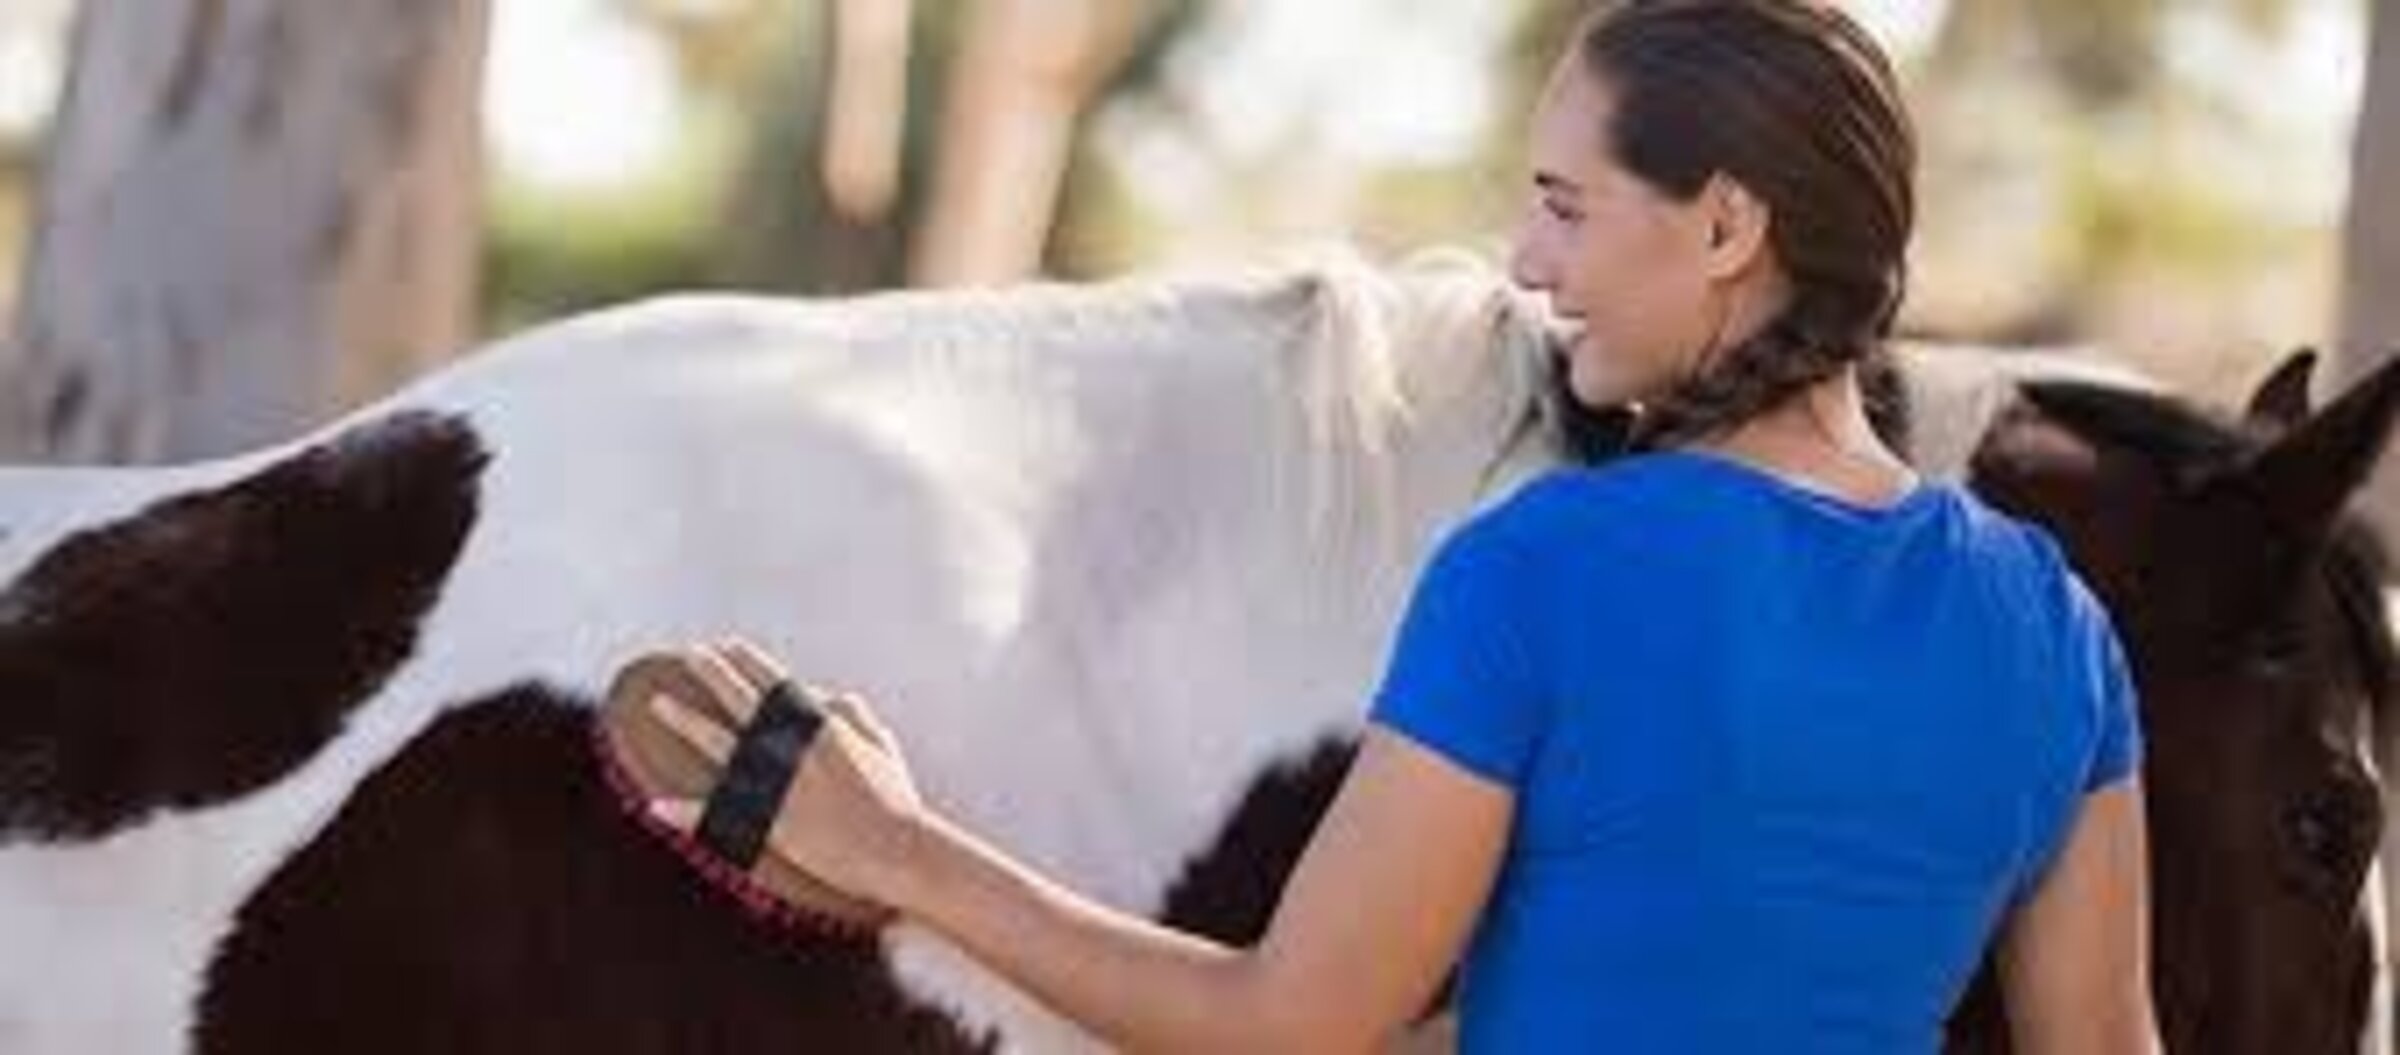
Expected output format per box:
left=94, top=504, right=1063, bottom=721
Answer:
left=2244, top=348, right=2318, bottom=434
left=2241, top=349, right=2400, bottom=540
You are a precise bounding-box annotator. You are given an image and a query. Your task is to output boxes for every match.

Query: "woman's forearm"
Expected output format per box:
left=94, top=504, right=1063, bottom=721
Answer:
left=880, top=812, right=1321, bottom=1052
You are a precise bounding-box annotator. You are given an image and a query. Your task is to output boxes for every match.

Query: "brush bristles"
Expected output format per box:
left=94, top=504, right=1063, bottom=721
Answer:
left=590, top=722, right=876, bottom=941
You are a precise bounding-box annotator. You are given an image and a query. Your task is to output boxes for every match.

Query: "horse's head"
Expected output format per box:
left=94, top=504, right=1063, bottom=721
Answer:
left=1968, top=349, right=2400, bottom=1053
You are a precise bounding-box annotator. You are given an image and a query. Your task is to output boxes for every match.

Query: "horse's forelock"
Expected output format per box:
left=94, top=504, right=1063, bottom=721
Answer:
left=2328, top=520, right=2397, bottom=721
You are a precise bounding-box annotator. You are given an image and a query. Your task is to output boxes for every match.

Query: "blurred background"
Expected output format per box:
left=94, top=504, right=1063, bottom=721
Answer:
left=0, top=0, right=2389, bottom=470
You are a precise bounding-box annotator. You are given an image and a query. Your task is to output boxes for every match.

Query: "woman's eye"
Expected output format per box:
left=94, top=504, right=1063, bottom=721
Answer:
left=1541, top=199, right=1585, bottom=224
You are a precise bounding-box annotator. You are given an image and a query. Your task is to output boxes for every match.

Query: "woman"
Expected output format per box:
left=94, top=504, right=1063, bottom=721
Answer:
left=644, top=1, right=2159, bottom=1049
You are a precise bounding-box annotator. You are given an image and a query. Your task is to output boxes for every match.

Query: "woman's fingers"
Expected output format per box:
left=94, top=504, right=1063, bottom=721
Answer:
left=644, top=638, right=899, bottom=790
left=680, top=644, right=758, bottom=725
left=821, top=692, right=900, bottom=756
left=647, top=692, right=736, bottom=765
left=717, top=638, right=884, bottom=751
left=716, top=638, right=792, bottom=694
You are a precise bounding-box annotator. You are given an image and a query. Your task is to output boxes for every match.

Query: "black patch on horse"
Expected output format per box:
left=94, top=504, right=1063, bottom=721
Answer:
left=1150, top=735, right=1461, bottom=1021
left=1156, top=736, right=1357, bottom=944
left=198, top=686, right=990, bottom=1055
left=0, top=411, right=486, bottom=842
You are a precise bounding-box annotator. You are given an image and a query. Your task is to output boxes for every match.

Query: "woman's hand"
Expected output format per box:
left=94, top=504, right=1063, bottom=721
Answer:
left=644, top=639, right=932, bottom=907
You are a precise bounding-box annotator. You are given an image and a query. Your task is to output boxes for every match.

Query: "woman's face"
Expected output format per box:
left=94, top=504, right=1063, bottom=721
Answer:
left=1509, top=64, right=1722, bottom=411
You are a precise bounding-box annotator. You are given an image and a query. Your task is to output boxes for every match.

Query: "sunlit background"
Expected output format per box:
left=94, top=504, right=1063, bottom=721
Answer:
left=0, top=0, right=2377, bottom=402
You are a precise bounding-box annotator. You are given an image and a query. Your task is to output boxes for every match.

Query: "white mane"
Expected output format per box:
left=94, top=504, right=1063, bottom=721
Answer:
left=1239, top=245, right=1558, bottom=555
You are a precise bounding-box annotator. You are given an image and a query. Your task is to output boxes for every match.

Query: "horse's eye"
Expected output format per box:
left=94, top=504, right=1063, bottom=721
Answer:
left=2281, top=787, right=2375, bottom=900
left=2290, top=807, right=2346, bottom=864
left=2254, top=621, right=2311, bottom=668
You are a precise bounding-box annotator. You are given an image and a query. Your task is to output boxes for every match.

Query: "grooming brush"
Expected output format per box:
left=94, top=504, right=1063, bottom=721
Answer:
left=594, top=652, right=895, bottom=937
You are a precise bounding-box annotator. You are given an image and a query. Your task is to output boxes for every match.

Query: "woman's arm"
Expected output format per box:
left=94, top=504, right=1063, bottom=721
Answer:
left=643, top=642, right=1513, bottom=1050
left=1995, top=779, right=2162, bottom=1053
left=875, top=726, right=1511, bottom=1052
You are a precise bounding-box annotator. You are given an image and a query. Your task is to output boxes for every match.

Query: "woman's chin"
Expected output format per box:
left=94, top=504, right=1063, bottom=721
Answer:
left=1566, top=359, right=1632, bottom=410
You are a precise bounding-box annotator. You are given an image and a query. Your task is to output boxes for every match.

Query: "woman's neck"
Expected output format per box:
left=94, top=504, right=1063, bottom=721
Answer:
left=1686, top=366, right=1918, bottom=506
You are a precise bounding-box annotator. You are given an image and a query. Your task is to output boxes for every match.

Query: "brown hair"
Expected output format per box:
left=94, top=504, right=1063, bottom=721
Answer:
left=1564, top=0, right=1917, bottom=451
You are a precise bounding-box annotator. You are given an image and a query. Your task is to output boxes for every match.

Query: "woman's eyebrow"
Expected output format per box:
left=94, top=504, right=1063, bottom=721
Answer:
left=1534, top=171, right=1584, bottom=197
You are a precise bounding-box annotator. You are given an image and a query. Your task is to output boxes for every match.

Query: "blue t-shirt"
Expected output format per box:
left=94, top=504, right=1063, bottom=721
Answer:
left=1371, top=451, right=2142, bottom=1053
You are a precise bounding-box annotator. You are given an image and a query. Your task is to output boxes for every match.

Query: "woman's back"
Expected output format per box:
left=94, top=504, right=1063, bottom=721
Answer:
left=1372, top=453, right=2139, bottom=1051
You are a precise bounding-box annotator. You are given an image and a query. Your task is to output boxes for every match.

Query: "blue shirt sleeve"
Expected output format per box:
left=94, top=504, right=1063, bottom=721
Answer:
left=1369, top=515, right=1550, bottom=790
left=2011, top=539, right=2147, bottom=907
left=2075, top=581, right=2144, bottom=792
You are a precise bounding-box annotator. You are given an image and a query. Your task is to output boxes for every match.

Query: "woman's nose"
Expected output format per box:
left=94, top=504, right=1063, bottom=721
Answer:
left=1507, top=238, right=1550, bottom=292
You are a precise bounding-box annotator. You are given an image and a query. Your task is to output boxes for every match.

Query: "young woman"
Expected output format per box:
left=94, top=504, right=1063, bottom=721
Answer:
left=646, top=1, right=2159, bottom=1049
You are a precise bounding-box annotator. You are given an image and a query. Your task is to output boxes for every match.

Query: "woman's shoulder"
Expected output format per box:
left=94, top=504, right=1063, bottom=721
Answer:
left=1929, top=491, right=2127, bottom=670
left=1480, top=452, right=1862, bottom=545
left=1464, top=460, right=1685, bottom=545
left=1491, top=454, right=1736, bottom=519
left=1432, top=457, right=1728, bottom=581
left=1941, top=490, right=2086, bottom=589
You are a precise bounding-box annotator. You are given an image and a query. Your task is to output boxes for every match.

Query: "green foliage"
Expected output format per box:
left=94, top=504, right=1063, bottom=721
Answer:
left=480, top=104, right=744, bottom=332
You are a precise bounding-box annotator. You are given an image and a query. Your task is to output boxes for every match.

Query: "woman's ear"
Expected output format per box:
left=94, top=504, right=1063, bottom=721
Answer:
left=1698, top=175, right=1772, bottom=281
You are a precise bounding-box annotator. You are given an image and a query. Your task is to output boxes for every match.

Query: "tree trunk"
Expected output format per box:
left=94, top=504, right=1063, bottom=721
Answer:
left=2340, top=12, right=2400, bottom=1054
left=2345, top=0, right=2399, bottom=367
left=714, top=0, right=1188, bottom=293
left=907, top=0, right=1141, bottom=287
left=712, top=0, right=913, bottom=294
left=2342, top=0, right=2400, bottom=549
left=0, top=0, right=488, bottom=464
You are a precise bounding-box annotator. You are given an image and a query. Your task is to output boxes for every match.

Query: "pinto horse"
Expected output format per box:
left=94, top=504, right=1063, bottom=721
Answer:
left=0, top=252, right=2391, bottom=1052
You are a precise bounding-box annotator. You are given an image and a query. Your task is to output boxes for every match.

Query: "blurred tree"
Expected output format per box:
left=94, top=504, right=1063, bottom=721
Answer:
left=908, top=0, right=1157, bottom=285
left=712, top=0, right=1201, bottom=292
left=0, top=0, right=489, bottom=463
left=619, top=0, right=795, bottom=100
left=2341, top=0, right=2400, bottom=543
left=1916, top=0, right=2312, bottom=337
left=1933, top=0, right=2296, bottom=106
left=2343, top=0, right=2397, bottom=367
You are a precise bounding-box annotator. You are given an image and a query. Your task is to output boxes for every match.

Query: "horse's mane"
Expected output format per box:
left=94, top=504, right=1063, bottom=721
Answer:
left=2018, top=378, right=2397, bottom=701
left=1151, top=246, right=1555, bottom=555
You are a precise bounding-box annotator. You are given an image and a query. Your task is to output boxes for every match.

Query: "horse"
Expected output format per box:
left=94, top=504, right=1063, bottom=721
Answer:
left=0, top=249, right=2391, bottom=1052
left=1932, top=348, right=2400, bottom=1054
